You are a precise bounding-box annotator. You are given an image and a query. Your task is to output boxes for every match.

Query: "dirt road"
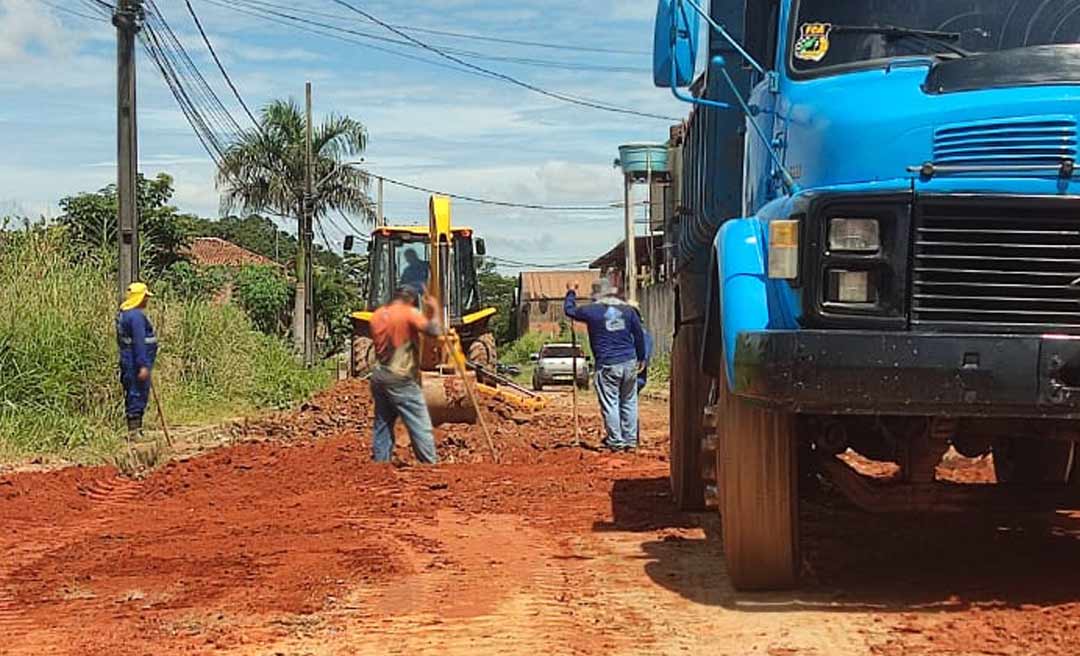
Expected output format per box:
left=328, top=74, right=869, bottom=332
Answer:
left=2, top=381, right=1080, bottom=655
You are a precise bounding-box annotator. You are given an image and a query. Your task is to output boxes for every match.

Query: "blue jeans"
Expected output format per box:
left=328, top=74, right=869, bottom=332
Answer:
left=595, top=359, right=639, bottom=449
left=371, top=372, right=439, bottom=464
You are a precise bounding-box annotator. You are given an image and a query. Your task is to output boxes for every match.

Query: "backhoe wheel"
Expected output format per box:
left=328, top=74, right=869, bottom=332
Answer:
left=718, top=366, right=800, bottom=591
left=992, top=438, right=1074, bottom=484
left=468, top=332, right=497, bottom=369
left=350, top=336, right=376, bottom=378
left=669, top=324, right=708, bottom=511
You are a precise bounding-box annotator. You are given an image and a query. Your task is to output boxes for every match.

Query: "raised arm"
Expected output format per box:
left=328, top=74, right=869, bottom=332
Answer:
left=564, top=283, right=584, bottom=320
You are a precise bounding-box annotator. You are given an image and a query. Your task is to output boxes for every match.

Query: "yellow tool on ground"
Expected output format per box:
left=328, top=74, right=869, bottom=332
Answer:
left=443, top=329, right=498, bottom=462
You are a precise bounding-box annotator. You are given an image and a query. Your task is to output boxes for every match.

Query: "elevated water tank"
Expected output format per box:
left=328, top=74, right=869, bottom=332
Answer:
left=617, top=143, right=670, bottom=181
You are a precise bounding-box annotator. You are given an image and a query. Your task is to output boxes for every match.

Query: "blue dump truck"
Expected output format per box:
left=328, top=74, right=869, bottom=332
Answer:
left=655, top=0, right=1080, bottom=590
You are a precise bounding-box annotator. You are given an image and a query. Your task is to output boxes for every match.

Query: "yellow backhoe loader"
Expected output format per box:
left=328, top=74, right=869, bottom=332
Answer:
left=349, top=196, right=543, bottom=425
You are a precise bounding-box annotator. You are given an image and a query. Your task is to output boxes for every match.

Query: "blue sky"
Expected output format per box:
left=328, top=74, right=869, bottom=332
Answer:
left=0, top=0, right=684, bottom=270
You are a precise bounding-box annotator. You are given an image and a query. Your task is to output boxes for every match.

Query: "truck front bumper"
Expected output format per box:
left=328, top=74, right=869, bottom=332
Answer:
left=734, top=331, right=1080, bottom=418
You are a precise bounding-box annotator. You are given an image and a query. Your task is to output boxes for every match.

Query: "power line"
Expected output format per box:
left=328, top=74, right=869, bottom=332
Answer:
left=37, top=0, right=106, bottom=21
left=487, top=256, right=595, bottom=269
left=374, top=175, right=621, bottom=212
left=214, top=0, right=645, bottom=75
left=399, top=25, right=647, bottom=57
left=200, top=0, right=499, bottom=81
left=240, top=0, right=647, bottom=56
left=184, top=0, right=260, bottom=128
left=325, top=0, right=679, bottom=122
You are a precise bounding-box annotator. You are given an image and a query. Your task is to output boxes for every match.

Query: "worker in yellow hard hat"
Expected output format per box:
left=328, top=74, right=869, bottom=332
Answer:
left=116, top=282, right=158, bottom=439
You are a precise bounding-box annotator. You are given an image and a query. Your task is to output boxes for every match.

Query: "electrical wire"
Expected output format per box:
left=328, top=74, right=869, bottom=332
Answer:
left=326, top=0, right=679, bottom=121
left=200, top=0, right=499, bottom=81
left=374, top=175, right=622, bottom=212
left=184, top=0, right=260, bottom=128
left=237, top=0, right=647, bottom=56
left=213, top=0, right=645, bottom=75
left=145, top=0, right=242, bottom=136
left=37, top=0, right=106, bottom=21
left=487, top=256, right=594, bottom=269
left=141, top=22, right=224, bottom=164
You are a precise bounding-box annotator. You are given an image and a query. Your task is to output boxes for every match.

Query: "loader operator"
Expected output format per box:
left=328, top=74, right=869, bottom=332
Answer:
left=116, top=282, right=158, bottom=440
left=369, top=286, right=444, bottom=465
left=565, top=279, right=646, bottom=452
left=399, top=248, right=430, bottom=295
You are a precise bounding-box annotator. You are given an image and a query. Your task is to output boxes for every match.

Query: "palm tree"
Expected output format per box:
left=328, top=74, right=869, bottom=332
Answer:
left=217, top=99, right=373, bottom=352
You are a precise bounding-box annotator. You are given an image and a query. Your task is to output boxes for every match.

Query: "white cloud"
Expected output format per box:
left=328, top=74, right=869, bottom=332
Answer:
left=611, top=0, right=657, bottom=21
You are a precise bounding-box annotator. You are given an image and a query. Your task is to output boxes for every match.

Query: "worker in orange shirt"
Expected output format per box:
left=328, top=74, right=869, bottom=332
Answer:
left=369, top=286, right=444, bottom=464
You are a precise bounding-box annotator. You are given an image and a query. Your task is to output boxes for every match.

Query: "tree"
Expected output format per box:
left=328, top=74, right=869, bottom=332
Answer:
left=58, top=173, right=195, bottom=276
left=312, top=266, right=359, bottom=354
left=477, top=259, right=517, bottom=346
left=234, top=265, right=292, bottom=335
left=217, top=99, right=374, bottom=352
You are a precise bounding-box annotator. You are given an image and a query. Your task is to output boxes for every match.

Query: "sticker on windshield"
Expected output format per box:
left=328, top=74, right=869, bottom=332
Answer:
left=794, top=22, right=833, bottom=62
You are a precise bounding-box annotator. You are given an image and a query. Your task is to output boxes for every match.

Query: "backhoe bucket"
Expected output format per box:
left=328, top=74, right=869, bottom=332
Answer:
left=421, top=368, right=479, bottom=425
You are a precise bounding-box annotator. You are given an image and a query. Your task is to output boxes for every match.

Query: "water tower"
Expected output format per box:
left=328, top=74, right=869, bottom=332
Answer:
left=616, top=143, right=671, bottom=304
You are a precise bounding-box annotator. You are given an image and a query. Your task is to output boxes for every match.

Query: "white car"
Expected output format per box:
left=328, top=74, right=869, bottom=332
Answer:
left=531, top=343, right=590, bottom=390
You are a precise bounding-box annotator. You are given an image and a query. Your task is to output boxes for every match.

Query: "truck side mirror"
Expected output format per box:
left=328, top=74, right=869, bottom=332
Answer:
left=476, top=238, right=487, bottom=256
left=529, top=353, right=540, bottom=362
left=653, top=0, right=700, bottom=88
left=344, top=235, right=355, bottom=252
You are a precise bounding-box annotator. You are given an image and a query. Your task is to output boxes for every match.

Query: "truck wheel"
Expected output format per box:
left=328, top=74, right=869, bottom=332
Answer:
left=468, top=332, right=497, bottom=369
left=719, top=366, right=800, bottom=591
left=670, top=324, right=708, bottom=511
left=532, top=374, right=543, bottom=392
left=992, top=438, right=1073, bottom=484
left=350, top=336, right=376, bottom=378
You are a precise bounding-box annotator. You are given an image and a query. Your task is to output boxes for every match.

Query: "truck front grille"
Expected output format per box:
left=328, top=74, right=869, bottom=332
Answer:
left=912, top=198, right=1080, bottom=333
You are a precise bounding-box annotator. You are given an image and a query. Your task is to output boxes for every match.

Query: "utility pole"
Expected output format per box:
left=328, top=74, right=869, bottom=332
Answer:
left=624, top=174, right=638, bottom=305
left=114, top=0, right=143, bottom=300
left=376, top=176, right=385, bottom=227
left=302, top=82, right=316, bottom=366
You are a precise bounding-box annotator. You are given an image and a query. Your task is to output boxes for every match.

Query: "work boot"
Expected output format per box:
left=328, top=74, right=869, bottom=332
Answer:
left=126, top=416, right=144, bottom=442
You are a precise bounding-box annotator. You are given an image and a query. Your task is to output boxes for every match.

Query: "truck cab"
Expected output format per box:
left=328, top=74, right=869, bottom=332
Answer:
left=656, top=0, right=1080, bottom=590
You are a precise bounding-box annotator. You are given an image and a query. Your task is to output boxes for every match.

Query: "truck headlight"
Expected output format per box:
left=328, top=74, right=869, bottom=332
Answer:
left=827, top=270, right=876, bottom=304
left=768, top=220, right=800, bottom=280
left=829, top=218, right=880, bottom=252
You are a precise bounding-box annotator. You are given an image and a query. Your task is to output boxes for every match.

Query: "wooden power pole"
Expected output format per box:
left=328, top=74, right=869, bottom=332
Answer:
left=624, top=175, right=638, bottom=304
left=114, top=0, right=143, bottom=300
left=302, top=82, right=316, bottom=366
left=376, top=175, right=385, bottom=227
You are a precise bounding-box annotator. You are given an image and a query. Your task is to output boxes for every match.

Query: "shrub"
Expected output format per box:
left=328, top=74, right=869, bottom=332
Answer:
left=500, top=333, right=548, bottom=365
left=233, top=265, right=292, bottom=335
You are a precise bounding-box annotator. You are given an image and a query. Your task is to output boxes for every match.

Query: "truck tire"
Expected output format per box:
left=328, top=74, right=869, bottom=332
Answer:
left=992, top=438, right=1074, bottom=484
left=350, top=336, right=376, bottom=378
left=718, top=366, right=800, bottom=591
left=532, top=373, right=543, bottom=392
left=669, top=324, right=708, bottom=511
left=468, top=332, right=497, bottom=369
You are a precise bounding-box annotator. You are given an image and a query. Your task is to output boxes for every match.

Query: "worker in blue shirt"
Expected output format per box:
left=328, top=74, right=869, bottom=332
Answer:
left=565, top=279, right=647, bottom=451
left=116, top=282, right=159, bottom=439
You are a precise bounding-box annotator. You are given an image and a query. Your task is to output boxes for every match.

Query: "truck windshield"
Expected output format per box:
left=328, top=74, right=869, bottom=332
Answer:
left=792, top=0, right=1080, bottom=74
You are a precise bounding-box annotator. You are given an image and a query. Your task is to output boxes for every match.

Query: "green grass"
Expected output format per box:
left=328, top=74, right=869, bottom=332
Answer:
left=0, top=229, right=330, bottom=461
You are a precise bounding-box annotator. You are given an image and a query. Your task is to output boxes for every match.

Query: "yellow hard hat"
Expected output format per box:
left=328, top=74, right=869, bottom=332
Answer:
left=119, top=282, right=154, bottom=311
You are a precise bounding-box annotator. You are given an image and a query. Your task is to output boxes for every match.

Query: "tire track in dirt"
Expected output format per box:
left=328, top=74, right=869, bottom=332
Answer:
left=0, top=474, right=146, bottom=643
